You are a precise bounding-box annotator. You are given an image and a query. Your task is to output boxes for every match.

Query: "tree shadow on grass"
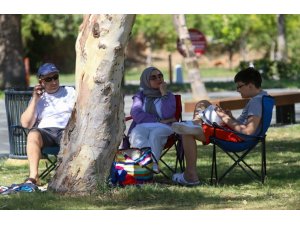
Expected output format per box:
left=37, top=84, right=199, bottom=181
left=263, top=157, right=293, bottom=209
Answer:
left=0, top=183, right=280, bottom=210
left=1, top=139, right=299, bottom=210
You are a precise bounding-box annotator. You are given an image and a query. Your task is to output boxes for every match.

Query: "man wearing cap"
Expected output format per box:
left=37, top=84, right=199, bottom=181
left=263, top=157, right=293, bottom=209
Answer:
left=20, top=63, right=76, bottom=185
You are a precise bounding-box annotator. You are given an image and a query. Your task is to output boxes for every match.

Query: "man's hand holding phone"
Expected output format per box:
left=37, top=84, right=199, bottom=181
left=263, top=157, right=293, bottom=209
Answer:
left=33, top=80, right=45, bottom=98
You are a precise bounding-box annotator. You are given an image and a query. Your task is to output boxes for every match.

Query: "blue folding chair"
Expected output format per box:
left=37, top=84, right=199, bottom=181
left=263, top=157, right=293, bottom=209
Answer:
left=210, top=95, right=275, bottom=184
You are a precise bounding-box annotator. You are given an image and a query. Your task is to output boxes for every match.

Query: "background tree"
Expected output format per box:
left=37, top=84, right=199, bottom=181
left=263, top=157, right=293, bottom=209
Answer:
left=173, top=14, right=208, bottom=100
left=276, top=14, right=287, bottom=62
left=21, top=15, right=82, bottom=73
left=132, top=15, right=176, bottom=51
left=285, top=14, right=300, bottom=63
left=48, top=14, right=135, bottom=193
left=17, top=14, right=300, bottom=75
left=246, top=15, right=277, bottom=60
left=202, top=15, right=253, bottom=69
left=0, top=14, right=26, bottom=90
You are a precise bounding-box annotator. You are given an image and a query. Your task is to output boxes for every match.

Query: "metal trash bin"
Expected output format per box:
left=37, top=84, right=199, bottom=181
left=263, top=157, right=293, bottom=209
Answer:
left=175, top=64, right=184, bottom=83
left=4, top=88, right=33, bottom=159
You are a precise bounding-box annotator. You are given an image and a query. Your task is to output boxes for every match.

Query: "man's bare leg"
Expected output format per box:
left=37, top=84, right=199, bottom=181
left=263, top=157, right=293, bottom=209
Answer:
left=26, top=130, right=43, bottom=183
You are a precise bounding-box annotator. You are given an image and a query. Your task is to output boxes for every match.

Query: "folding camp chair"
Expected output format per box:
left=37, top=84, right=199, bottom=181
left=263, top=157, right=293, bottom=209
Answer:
left=4, top=89, right=59, bottom=179
left=39, top=146, right=59, bottom=179
left=210, top=95, right=275, bottom=184
left=123, top=94, right=184, bottom=179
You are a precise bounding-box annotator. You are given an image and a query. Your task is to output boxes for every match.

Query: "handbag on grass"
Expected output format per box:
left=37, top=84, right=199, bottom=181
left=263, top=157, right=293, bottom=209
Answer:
left=110, top=147, right=154, bottom=186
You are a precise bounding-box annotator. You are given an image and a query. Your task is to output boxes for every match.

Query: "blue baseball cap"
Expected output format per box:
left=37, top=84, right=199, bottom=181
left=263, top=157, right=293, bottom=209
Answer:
left=37, top=63, right=59, bottom=77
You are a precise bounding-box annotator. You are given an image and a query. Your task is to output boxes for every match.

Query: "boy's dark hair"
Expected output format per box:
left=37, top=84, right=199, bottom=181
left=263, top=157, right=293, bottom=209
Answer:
left=234, top=67, right=262, bottom=88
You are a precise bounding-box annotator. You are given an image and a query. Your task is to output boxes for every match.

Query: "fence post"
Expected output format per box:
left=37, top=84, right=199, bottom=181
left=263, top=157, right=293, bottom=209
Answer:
left=168, top=54, right=173, bottom=84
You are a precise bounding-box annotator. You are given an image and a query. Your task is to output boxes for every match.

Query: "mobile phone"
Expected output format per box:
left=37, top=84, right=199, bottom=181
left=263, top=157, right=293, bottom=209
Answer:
left=38, top=79, right=45, bottom=95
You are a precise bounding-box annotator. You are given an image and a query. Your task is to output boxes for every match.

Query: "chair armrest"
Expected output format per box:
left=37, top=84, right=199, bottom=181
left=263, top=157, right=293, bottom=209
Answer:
left=212, top=122, right=263, bottom=140
left=125, top=116, right=133, bottom=121
left=11, top=125, right=29, bottom=137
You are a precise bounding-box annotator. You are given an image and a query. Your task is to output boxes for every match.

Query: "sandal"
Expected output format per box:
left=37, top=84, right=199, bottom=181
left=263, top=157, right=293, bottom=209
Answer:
left=172, top=173, right=200, bottom=186
left=24, top=178, right=37, bottom=185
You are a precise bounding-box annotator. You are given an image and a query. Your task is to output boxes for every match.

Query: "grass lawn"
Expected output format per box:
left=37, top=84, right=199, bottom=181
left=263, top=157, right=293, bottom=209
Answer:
left=1, top=124, right=299, bottom=210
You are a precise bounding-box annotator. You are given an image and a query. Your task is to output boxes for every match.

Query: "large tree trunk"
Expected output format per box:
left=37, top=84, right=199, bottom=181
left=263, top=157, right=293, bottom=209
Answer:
left=276, top=14, right=287, bottom=62
left=48, top=14, right=135, bottom=194
left=173, top=14, right=208, bottom=100
left=0, top=15, right=26, bottom=90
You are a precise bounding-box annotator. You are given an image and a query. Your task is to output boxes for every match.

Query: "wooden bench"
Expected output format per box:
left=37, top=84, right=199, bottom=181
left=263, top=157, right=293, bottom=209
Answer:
left=184, top=92, right=300, bottom=124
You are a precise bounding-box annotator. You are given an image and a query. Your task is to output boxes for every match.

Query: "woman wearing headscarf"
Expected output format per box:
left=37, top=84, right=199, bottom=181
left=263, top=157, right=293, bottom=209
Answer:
left=128, top=66, right=176, bottom=172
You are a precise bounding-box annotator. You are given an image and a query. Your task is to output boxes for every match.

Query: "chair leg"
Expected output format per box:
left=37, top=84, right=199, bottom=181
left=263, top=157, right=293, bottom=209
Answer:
left=39, top=155, right=57, bottom=179
left=148, top=153, right=170, bottom=179
left=210, top=143, right=218, bottom=185
left=212, top=136, right=268, bottom=184
left=177, top=145, right=185, bottom=172
left=159, top=138, right=183, bottom=175
left=261, top=139, right=267, bottom=184
left=39, top=162, right=56, bottom=179
left=219, top=150, right=260, bottom=183
left=144, top=164, right=170, bottom=179
left=174, top=136, right=185, bottom=173
left=157, top=147, right=176, bottom=175
left=233, top=152, right=261, bottom=179
left=160, top=158, right=175, bottom=174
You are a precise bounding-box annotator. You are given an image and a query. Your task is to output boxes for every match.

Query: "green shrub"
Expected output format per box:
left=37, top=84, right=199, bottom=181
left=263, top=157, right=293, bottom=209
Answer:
left=276, top=60, right=300, bottom=80
left=238, top=59, right=275, bottom=80
left=238, top=59, right=300, bottom=81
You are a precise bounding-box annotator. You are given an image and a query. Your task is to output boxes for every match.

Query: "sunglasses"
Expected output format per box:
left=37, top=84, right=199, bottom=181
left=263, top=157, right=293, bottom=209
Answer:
left=149, top=74, right=163, bottom=81
left=42, top=74, right=59, bottom=82
left=236, top=83, right=247, bottom=90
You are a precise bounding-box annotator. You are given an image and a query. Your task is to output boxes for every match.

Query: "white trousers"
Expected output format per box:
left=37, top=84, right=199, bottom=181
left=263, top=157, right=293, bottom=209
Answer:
left=129, top=123, right=174, bottom=161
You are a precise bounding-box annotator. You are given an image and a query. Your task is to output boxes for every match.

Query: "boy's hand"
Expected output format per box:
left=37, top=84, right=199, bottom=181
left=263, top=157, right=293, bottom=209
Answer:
left=224, top=109, right=233, bottom=118
left=216, top=105, right=233, bottom=118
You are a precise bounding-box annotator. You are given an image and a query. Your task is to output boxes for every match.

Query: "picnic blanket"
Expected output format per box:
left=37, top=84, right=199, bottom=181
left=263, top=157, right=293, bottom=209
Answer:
left=0, top=183, right=39, bottom=195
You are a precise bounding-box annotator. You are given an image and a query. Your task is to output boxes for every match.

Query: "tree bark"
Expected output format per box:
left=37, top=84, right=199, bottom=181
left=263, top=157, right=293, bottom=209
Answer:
left=276, top=14, right=287, bottom=62
left=48, top=14, right=135, bottom=194
left=0, top=15, right=26, bottom=90
left=173, top=14, right=208, bottom=101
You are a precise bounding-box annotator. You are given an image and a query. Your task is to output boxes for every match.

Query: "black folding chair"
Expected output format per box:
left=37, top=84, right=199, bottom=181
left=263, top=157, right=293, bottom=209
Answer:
left=39, top=146, right=59, bottom=179
left=5, top=89, right=32, bottom=159
left=4, top=88, right=59, bottom=179
left=210, top=95, right=275, bottom=184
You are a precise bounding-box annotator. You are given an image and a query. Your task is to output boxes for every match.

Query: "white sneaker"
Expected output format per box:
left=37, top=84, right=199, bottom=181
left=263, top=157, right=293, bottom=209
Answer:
left=172, top=121, right=202, bottom=135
